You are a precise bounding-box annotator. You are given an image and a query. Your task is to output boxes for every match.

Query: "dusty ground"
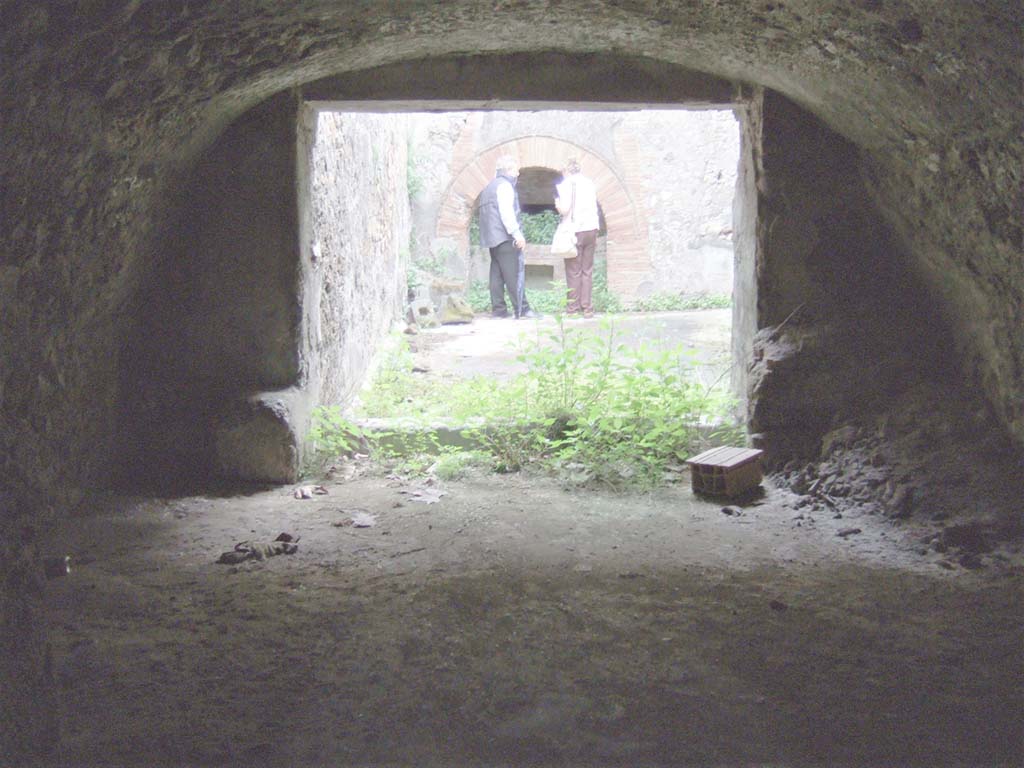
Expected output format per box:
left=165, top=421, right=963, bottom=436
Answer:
left=39, top=467, right=1023, bottom=767
left=33, top=312, right=1024, bottom=767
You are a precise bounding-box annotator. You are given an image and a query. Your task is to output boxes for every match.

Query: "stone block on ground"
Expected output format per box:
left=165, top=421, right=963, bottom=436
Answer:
left=213, top=390, right=309, bottom=483
left=408, top=298, right=439, bottom=328
left=429, top=277, right=466, bottom=306
left=438, top=294, right=475, bottom=324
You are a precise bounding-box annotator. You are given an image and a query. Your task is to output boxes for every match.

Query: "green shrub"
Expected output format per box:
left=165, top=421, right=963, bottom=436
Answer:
left=471, top=210, right=563, bottom=246
left=432, top=448, right=494, bottom=480
left=303, top=405, right=366, bottom=474
left=631, top=292, right=732, bottom=312
left=355, top=338, right=425, bottom=418
left=592, top=258, right=623, bottom=313
left=520, top=210, right=560, bottom=244
left=354, top=316, right=740, bottom=489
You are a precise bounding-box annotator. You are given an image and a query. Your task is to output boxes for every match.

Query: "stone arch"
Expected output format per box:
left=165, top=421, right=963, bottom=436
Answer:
left=435, top=127, right=648, bottom=297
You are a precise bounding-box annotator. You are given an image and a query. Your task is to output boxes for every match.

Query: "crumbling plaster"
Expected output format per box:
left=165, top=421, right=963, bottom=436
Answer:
left=1, top=0, right=1021, bottom=502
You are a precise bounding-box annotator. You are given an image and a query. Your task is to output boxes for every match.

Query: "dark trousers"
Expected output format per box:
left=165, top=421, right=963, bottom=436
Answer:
left=564, top=229, right=598, bottom=314
left=489, top=240, right=530, bottom=316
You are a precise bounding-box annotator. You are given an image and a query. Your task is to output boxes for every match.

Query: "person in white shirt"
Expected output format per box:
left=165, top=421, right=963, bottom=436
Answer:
left=555, top=158, right=600, bottom=317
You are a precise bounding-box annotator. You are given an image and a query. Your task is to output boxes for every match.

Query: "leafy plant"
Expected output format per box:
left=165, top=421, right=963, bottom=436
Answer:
left=407, top=140, right=424, bottom=199
left=630, top=292, right=732, bottom=312
left=591, top=258, right=623, bottom=313
left=355, top=314, right=740, bottom=489
left=304, top=405, right=367, bottom=474
left=355, top=337, right=424, bottom=418
left=520, top=210, right=560, bottom=244
left=431, top=448, right=493, bottom=480
left=465, top=280, right=491, bottom=312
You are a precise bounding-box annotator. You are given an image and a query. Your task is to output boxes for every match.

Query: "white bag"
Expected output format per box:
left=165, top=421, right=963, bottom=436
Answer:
left=551, top=219, right=577, bottom=257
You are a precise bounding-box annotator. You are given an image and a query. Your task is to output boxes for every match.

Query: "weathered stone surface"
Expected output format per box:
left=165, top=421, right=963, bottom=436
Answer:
left=2, top=7, right=1020, bottom=502
left=408, top=298, right=440, bottom=328
left=438, top=294, right=476, bottom=325
left=0, top=7, right=1022, bottom=754
left=308, top=111, right=411, bottom=407
left=213, top=392, right=305, bottom=484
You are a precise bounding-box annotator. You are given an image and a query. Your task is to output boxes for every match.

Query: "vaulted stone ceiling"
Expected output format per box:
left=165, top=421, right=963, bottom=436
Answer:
left=0, top=1, right=1020, bottom=499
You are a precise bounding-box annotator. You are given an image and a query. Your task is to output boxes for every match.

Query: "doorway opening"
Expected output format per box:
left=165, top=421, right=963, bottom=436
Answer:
left=302, top=104, right=749, bottom=486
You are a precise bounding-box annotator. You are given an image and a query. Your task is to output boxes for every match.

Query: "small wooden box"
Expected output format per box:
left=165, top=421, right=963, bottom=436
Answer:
left=686, top=446, right=764, bottom=497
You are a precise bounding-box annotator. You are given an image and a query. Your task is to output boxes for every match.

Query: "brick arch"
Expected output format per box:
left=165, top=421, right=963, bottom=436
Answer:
left=435, top=133, right=649, bottom=297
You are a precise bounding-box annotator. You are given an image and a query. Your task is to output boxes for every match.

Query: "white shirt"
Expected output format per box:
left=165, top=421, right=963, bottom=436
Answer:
left=496, top=179, right=523, bottom=241
left=556, top=173, right=600, bottom=233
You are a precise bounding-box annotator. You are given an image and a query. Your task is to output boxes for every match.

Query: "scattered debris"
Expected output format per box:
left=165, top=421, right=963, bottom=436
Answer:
left=216, top=535, right=299, bottom=564
left=769, top=599, right=788, bottom=612
left=293, top=485, right=328, bottom=499
left=399, top=486, right=447, bottom=504
left=351, top=512, right=377, bottom=528
left=721, top=506, right=743, bottom=516
left=958, top=552, right=984, bottom=570
left=940, top=523, right=992, bottom=554
left=837, top=527, right=862, bottom=538
left=43, top=555, right=71, bottom=579
left=390, top=547, right=426, bottom=558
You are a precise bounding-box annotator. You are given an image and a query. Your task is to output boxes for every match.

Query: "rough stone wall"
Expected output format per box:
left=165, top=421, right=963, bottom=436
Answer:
left=1, top=5, right=1022, bottom=755
left=121, top=93, right=303, bottom=480
left=0, top=0, right=1019, bottom=512
left=310, top=111, right=411, bottom=406
left=408, top=113, right=475, bottom=276
left=730, top=89, right=763, bottom=406
left=748, top=91, right=948, bottom=444
left=626, top=110, right=739, bottom=297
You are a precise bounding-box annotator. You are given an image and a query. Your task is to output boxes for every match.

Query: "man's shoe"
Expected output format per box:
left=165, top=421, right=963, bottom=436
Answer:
left=582, top=311, right=595, bottom=319
left=491, top=310, right=510, bottom=318
left=517, top=309, right=542, bottom=319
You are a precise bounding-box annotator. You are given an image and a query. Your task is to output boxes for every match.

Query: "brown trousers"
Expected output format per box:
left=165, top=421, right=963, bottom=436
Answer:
left=564, top=229, right=598, bottom=314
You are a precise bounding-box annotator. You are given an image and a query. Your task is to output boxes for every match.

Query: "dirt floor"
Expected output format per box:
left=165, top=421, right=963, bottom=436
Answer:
left=34, top=312, right=1024, bottom=767
left=39, top=467, right=1023, bottom=767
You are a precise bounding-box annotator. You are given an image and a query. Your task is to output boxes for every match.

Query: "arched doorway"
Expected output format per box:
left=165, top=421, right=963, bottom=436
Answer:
left=435, top=130, right=648, bottom=298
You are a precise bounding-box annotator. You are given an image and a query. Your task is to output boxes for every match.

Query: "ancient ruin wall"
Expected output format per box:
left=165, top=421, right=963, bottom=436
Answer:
left=0, top=1, right=1019, bottom=507
left=1, top=4, right=1022, bottom=756
left=107, top=94, right=306, bottom=486
left=627, top=110, right=738, bottom=297
left=411, top=110, right=738, bottom=299
left=309, top=111, right=411, bottom=406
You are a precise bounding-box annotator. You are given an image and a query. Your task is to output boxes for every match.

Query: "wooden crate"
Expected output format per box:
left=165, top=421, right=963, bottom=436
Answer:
left=686, top=446, right=764, bottom=498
